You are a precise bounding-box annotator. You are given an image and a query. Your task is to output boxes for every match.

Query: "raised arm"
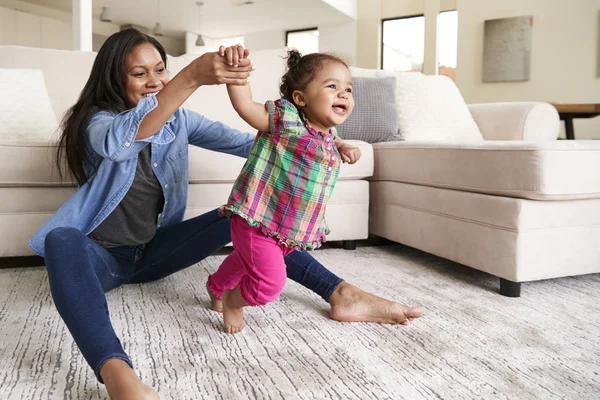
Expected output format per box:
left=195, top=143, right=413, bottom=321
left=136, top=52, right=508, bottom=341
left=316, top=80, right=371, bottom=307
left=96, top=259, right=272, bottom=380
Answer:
left=226, top=85, right=269, bottom=133
left=137, top=49, right=252, bottom=140
left=220, top=45, right=269, bottom=133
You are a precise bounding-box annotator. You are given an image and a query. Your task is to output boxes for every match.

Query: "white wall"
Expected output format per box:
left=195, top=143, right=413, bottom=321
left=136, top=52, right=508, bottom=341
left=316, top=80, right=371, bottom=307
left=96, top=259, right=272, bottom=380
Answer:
left=0, top=0, right=184, bottom=55
left=0, top=5, right=72, bottom=49
left=244, top=30, right=285, bottom=52
left=0, top=0, right=119, bottom=49
left=241, top=23, right=356, bottom=65
left=322, top=0, right=358, bottom=19
left=154, top=35, right=185, bottom=56
left=381, top=0, right=456, bottom=18
left=353, top=0, right=599, bottom=139
left=184, top=32, right=245, bottom=55
left=456, top=0, right=600, bottom=139
left=356, top=0, right=381, bottom=68
left=318, top=21, right=357, bottom=63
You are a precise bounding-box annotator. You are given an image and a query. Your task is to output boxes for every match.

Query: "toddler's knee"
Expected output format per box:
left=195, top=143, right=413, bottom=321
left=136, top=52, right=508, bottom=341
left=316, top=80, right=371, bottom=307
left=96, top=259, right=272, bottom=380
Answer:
left=247, top=279, right=287, bottom=306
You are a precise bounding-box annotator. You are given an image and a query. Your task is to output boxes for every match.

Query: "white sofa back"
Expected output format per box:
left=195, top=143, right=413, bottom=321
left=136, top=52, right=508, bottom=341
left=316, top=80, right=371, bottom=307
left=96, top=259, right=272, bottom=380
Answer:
left=0, top=45, right=559, bottom=143
left=0, top=45, right=287, bottom=135
left=0, top=46, right=96, bottom=123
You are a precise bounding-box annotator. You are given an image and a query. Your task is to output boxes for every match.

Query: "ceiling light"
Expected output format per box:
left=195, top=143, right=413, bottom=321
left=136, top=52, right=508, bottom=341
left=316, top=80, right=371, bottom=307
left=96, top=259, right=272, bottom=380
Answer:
left=99, top=6, right=112, bottom=22
left=195, top=2, right=205, bottom=46
left=153, top=0, right=163, bottom=36
left=153, top=22, right=163, bottom=36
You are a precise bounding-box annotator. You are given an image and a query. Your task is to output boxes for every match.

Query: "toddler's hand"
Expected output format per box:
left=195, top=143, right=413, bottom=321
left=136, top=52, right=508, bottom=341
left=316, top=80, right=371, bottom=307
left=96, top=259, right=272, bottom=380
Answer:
left=339, top=144, right=361, bottom=164
left=219, top=44, right=250, bottom=68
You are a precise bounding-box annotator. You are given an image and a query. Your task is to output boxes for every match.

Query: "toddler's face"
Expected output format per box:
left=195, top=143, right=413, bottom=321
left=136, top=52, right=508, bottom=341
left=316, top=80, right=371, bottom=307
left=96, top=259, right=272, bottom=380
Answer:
left=296, top=61, right=354, bottom=133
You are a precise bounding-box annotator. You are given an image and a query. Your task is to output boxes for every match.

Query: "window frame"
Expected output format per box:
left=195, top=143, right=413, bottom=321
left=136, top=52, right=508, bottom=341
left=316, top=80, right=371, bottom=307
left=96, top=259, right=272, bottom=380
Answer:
left=285, top=27, right=319, bottom=48
left=380, top=14, right=424, bottom=70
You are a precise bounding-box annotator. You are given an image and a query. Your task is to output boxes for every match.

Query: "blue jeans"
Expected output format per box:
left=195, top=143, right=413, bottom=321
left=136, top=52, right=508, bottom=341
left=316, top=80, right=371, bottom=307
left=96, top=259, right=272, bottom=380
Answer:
left=43, top=209, right=343, bottom=381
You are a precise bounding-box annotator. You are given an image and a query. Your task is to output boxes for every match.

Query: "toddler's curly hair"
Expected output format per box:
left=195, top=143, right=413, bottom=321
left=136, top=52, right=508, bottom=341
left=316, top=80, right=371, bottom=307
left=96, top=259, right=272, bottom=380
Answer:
left=279, top=49, right=348, bottom=105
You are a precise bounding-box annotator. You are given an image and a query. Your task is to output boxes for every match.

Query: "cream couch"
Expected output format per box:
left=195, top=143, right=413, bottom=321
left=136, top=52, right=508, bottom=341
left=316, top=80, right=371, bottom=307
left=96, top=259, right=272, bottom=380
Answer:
left=2, top=45, right=600, bottom=298
left=369, top=106, right=600, bottom=297
left=0, top=46, right=373, bottom=259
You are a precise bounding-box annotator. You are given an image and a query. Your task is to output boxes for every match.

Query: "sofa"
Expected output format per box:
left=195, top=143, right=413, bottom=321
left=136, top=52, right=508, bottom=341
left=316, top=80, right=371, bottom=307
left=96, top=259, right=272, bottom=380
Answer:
left=2, top=45, right=600, bottom=297
left=362, top=76, right=600, bottom=297
left=0, top=46, right=373, bottom=260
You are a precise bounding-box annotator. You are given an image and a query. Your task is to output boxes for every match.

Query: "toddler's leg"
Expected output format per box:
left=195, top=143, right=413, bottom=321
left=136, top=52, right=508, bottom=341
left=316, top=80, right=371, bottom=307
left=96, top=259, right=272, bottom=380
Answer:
left=221, top=216, right=288, bottom=334
left=206, top=250, right=244, bottom=312
left=221, top=285, right=248, bottom=334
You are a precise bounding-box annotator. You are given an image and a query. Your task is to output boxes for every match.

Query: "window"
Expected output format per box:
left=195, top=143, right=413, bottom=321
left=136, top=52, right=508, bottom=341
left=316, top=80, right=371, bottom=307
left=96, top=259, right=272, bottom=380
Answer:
left=438, top=10, right=458, bottom=81
left=381, top=15, right=425, bottom=72
left=286, top=28, right=319, bottom=55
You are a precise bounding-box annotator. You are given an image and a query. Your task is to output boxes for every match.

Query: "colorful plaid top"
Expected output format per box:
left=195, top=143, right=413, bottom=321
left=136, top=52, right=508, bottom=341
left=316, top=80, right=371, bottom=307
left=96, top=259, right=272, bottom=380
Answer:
left=220, top=99, right=341, bottom=250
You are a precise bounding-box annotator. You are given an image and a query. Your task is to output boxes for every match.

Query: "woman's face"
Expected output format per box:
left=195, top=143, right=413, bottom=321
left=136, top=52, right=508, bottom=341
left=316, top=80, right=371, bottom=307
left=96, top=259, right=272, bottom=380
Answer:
left=124, top=43, right=169, bottom=108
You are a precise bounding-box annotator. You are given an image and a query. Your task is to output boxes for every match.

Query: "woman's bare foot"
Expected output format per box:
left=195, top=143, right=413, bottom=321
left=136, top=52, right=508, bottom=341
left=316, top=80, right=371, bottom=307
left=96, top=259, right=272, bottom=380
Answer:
left=222, top=287, right=246, bottom=334
left=206, top=281, right=223, bottom=312
left=100, top=359, right=159, bottom=400
left=329, top=282, right=423, bottom=325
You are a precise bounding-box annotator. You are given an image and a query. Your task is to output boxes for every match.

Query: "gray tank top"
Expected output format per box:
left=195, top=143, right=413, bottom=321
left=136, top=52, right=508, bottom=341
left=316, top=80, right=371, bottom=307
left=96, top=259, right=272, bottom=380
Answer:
left=89, top=145, right=164, bottom=248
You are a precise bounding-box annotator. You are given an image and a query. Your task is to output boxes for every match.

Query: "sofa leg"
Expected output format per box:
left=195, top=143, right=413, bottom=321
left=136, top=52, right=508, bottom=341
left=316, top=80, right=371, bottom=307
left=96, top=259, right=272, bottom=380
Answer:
left=500, top=278, right=521, bottom=297
left=342, top=240, right=356, bottom=250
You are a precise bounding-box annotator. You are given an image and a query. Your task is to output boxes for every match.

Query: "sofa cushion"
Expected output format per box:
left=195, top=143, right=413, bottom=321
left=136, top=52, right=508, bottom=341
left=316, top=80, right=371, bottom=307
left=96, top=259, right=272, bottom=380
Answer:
left=184, top=180, right=370, bottom=241
left=0, top=139, right=68, bottom=187
left=0, top=46, right=97, bottom=121
left=0, top=69, right=59, bottom=140
left=337, top=76, right=399, bottom=143
left=369, top=181, right=600, bottom=282
left=394, top=73, right=483, bottom=141
left=371, top=140, right=600, bottom=200
left=188, top=139, right=374, bottom=183
left=0, top=139, right=373, bottom=187
left=350, top=67, right=483, bottom=142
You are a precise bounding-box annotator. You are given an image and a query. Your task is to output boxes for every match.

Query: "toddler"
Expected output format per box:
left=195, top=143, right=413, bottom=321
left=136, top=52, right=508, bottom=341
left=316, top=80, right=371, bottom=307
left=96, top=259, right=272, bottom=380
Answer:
left=207, top=47, right=361, bottom=333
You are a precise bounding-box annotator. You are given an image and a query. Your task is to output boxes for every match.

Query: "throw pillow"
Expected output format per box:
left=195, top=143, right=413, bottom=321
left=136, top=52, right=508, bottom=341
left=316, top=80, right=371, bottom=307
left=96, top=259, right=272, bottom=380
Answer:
left=395, top=73, right=483, bottom=141
left=337, top=75, right=399, bottom=143
left=0, top=69, right=59, bottom=141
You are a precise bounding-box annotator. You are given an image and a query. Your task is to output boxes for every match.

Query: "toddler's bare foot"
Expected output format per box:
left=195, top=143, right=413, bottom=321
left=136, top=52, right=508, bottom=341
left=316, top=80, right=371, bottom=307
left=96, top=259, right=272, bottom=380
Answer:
left=101, top=359, right=159, bottom=400
left=222, top=288, right=246, bottom=334
left=206, top=281, right=223, bottom=312
left=329, top=282, right=423, bottom=325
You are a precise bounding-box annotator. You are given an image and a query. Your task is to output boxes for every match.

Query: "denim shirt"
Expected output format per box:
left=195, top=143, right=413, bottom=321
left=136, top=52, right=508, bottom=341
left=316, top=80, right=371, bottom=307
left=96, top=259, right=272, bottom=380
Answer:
left=29, top=96, right=254, bottom=257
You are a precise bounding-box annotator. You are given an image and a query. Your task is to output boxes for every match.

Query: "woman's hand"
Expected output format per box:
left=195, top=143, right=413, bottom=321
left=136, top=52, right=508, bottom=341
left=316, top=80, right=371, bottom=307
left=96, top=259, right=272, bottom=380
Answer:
left=190, top=45, right=252, bottom=86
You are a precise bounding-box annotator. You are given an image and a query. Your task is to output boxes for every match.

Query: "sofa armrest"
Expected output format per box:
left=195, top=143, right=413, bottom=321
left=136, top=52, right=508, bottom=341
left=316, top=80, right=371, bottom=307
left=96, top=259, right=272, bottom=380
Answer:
left=468, top=102, right=560, bottom=141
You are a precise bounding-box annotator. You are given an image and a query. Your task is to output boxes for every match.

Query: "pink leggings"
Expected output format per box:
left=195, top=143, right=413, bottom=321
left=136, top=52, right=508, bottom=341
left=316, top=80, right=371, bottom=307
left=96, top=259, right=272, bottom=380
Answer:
left=207, top=214, right=294, bottom=306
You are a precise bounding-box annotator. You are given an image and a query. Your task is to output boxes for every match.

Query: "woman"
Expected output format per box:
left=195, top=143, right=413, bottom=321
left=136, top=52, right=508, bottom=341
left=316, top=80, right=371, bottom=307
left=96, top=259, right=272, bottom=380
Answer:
left=30, top=29, right=422, bottom=399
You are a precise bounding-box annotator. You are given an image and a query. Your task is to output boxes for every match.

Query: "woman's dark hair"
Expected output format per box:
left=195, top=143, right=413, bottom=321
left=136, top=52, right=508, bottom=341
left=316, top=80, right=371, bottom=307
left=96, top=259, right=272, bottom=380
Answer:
left=279, top=49, right=348, bottom=105
left=57, top=28, right=167, bottom=186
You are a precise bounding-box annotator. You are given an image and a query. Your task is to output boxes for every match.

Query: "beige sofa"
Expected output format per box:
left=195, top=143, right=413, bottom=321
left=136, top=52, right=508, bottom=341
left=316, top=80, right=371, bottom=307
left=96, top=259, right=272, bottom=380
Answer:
left=2, top=45, right=600, bottom=297
left=369, top=108, right=600, bottom=297
left=0, top=46, right=373, bottom=259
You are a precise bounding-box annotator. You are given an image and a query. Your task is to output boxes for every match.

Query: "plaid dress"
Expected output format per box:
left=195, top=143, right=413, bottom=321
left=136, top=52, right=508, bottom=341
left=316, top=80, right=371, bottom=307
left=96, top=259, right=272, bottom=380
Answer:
left=220, top=99, right=341, bottom=250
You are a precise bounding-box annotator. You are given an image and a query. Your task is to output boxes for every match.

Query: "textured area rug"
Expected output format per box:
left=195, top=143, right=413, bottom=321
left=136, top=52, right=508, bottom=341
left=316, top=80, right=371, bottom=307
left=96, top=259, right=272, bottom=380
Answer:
left=1, top=245, right=599, bottom=399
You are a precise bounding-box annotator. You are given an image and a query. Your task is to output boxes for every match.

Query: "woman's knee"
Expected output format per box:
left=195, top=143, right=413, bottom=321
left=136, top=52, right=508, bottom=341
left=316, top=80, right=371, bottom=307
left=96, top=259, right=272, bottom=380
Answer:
left=44, top=227, right=88, bottom=269
left=45, top=227, right=86, bottom=249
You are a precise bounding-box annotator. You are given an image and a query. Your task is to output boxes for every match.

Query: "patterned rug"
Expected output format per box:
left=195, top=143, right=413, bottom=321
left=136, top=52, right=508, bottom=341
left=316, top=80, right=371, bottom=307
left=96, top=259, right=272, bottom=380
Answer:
left=0, top=245, right=599, bottom=399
